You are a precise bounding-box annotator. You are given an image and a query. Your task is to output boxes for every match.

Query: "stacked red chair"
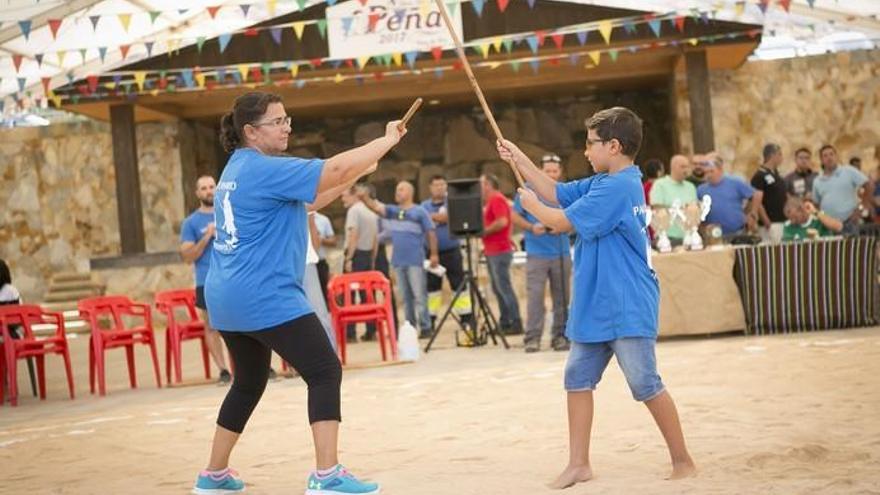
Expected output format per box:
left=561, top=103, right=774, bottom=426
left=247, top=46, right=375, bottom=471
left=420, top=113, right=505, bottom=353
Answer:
left=155, top=289, right=211, bottom=385
left=327, top=271, right=397, bottom=365
left=77, top=295, right=162, bottom=396
left=0, top=305, right=75, bottom=406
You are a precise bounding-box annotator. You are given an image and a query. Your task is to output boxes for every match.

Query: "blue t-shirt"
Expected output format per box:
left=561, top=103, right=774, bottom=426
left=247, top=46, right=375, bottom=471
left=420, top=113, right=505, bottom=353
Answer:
left=697, top=176, right=754, bottom=234
left=812, top=165, right=869, bottom=221
left=383, top=204, right=435, bottom=267
left=513, top=194, right=569, bottom=259
left=180, top=210, right=214, bottom=287
left=420, top=198, right=460, bottom=252
left=205, top=148, right=324, bottom=332
left=557, top=166, right=659, bottom=343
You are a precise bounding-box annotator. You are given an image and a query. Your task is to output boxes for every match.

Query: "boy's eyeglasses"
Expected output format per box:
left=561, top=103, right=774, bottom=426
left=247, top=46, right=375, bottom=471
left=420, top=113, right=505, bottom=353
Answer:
left=251, top=116, right=292, bottom=128
left=585, top=138, right=609, bottom=147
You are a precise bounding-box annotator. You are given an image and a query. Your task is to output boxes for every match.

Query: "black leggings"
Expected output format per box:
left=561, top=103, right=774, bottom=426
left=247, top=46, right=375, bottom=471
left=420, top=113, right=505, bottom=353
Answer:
left=218, top=314, right=342, bottom=433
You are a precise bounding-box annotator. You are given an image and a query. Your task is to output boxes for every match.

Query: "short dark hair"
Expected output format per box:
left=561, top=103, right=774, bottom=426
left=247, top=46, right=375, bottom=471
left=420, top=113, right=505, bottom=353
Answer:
left=762, top=143, right=781, bottom=162
left=195, top=175, right=215, bottom=188
left=794, top=147, right=811, bottom=157
left=0, top=259, right=11, bottom=287
left=643, top=158, right=664, bottom=180
left=220, top=92, right=284, bottom=153
left=481, top=173, right=500, bottom=190
left=585, top=106, right=643, bottom=158
left=429, top=174, right=447, bottom=183
left=849, top=157, right=861, bottom=166
left=819, top=144, right=836, bottom=155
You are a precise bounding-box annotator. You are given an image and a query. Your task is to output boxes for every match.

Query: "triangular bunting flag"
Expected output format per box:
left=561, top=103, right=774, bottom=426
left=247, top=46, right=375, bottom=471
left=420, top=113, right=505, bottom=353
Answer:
left=623, top=21, right=636, bottom=35
left=218, top=34, right=232, bottom=53
left=48, top=19, right=63, bottom=39
left=735, top=1, right=745, bottom=17
left=598, top=21, right=612, bottom=44
left=295, top=80, right=307, bottom=89
left=293, top=22, right=306, bottom=39
left=471, top=0, right=485, bottom=17
left=446, top=2, right=459, bottom=16
left=89, top=15, right=101, bottom=31
left=207, top=6, right=221, bottom=19
left=405, top=51, right=418, bottom=69
left=478, top=43, right=490, bottom=58
left=491, top=37, right=503, bottom=53
left=270, top=27, right=283, bottom=45
left=648, top=19, right=662, bottom=37
left=317, top=19, right=328, bottom=38
left=95, top=47, right=107, bottom=63
left=289, top=63, right=299, bottom=78
left=526, top=0, right=536, bottom=9
left=758, top=0, right=769, bottom=14
left=18, top=77, right=27, bottom=93
left=608, top=49, right=619, bottom=62
left=50, top=92, right=62, bottom=108
left=35, top=53, right=44, bottom=66
left=326, top=0, right=337, bottom=5
left=688, top=37, right=699, bottom=46
left=431, top=46, right=443, bottom=61
left=551, top=33, right=564, bottom=50
left=779, top=0, right=791, bottom=12
left=195, top=71, right=206, bottom=88
left=368, top=13, right=381, bottom=32
left=529, top=60, right=539, bottom=74
left=66, top=71, right=75, bottom=84
left=57, top=51, right=67, bottom=67
left=568, top=53, right=580, bottom=65
left=380, top=53, right=392, bottom=66
left=216, top=68, right=226, bottom=82
left=309, top=58, right=322, bottom=68
left=12, top=54, right=23, bottom=73
left=19, top=20, right=32, bottom=40
left=120, top=44, right=131, bottom=60
left=334, top=73, right=344, bottom=84
left=588, top=50, right=600, bottom=65
left=576, top=31, right=588, bottom=45
left=134, top=71, right=147, bottom=91
left=806, top=0, right=815, bottom=7
left=357, top=56, right=371, bottom=69
left=241, top=4, right=252, bottom=16
left=79, top=48, right=87, bottom=63
left=197, top=37, right=207, bottom=52
left=149, top=11, right=161, bottom=24
left=145, top=41, right=154, bottom=57
left=511, top=60, right=521, bottom=72
left=86, top=75, right=99, bottom=93
left=237, top=64, right=250, bottom=82
left=526, top=36, right=539, bottom=53
left=536, top=30, right=547, bottom=46
left=180, top=69, right=194, bottom=88
left=674, top=16, right=686, bottom=32
left=267, top=0, right=277, bottom=16
left=502, top=39, right=513, bottom=53
left=434, top=68, right=443, bottom=79
left=392, top=52, right=402, bottom=66
left=118, top=14, right=132, bottom=32
left=497, top=0, right=510, bottom=13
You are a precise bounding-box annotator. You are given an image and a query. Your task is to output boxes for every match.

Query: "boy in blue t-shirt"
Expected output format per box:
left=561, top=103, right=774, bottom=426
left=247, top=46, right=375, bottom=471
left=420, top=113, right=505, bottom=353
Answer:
left=497, top=107, right=696, bottom=488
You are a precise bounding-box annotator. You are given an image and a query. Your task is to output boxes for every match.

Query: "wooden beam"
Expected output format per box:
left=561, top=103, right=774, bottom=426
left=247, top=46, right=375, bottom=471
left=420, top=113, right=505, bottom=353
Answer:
left=685, top=50, right=715, bottom=154
left=109, top=104, right=146, bottom=254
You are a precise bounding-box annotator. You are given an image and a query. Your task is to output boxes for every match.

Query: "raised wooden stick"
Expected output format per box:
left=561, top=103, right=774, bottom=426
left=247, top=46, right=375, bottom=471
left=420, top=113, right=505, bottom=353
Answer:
left=432, top=0, right=525, bottom=188
left=398, top=97, right=423, bottom=131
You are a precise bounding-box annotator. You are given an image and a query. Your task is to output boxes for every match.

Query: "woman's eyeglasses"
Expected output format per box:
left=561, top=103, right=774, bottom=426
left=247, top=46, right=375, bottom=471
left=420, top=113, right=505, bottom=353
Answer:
left=251, top=116, right=292, bottom=128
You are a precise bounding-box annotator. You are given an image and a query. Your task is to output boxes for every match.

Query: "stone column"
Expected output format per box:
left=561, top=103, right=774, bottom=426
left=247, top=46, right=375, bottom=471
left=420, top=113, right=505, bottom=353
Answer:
left=685, top=50, right=716, bottom=154
left=109, top=103, right=146, bottom=254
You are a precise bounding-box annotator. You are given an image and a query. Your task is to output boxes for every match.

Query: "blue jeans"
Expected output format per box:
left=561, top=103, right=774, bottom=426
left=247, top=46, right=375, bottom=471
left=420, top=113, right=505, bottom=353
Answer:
left=394, top=265, right=431, bottom=334
left=486, top=252, right=522, bottom=330
left=564, top=338, right=665, bottom=402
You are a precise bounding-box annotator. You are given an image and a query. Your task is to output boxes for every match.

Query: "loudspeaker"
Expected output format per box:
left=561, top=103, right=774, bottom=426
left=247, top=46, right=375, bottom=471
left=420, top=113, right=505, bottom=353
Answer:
left=447, top=178, right=483, bottom=236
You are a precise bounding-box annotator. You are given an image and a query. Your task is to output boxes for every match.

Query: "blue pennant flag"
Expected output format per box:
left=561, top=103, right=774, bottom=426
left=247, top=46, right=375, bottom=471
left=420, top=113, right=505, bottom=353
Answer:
left=180, top=68, right=194, bottom=88
left=405, top=51, right=418, bottom=69
left=270, top=27, right=283, bottom=45
left=529, top=60, right=540, bottom=73
left=576, top=31, right=587, bottom=45
left=526, top=36, right=539, bottom=53
left=471, top=0, right=485, bottom=17
left=342, top=16, right=354, bottom=35
left=19, top=20, right=32, bottom=40
left=98, top=47, right=108, bottom=62
left=648, top=19, right=662, bottom=37
left=218, top=34, right=232, bottom=53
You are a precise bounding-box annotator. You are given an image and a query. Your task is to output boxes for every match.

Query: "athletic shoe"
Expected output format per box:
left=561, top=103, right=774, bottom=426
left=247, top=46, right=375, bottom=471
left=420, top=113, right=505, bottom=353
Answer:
left=524, top=341, right=540, bottom=353
left=552, top=337, right=571, bottom=352
left=192, top=468, right=245, bottom=494
left=305, top=465, right=380, bottom=495
left=219, top=369, right=232, bottom=384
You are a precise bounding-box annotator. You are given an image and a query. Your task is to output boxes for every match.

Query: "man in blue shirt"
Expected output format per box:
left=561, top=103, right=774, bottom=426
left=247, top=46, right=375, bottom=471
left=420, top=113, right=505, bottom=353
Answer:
left=511, top=154, right=571, bottom=353
left=361, top=181, right=439, bottom=338
left=813, top=144, right=872, bottom=235
left=497, top=106, right=695, bottom=488
left=695, top=152, right=761, bottom=237
left=179, top=175, right=231, bottom=383
left=421, top=175, right=473, bottom=331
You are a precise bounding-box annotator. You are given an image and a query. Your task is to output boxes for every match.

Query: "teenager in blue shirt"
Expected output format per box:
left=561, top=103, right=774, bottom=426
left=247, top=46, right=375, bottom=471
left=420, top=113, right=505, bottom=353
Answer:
left=193, top=92, right=405, bottom=495
left=497, top=107, right=696, bottom=488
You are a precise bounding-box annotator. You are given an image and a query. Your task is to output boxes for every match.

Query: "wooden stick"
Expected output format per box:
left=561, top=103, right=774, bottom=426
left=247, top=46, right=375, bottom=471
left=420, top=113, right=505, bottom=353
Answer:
left=398, top=97, right=423, bottom=131
left=432, top=0, right=525, bottom=188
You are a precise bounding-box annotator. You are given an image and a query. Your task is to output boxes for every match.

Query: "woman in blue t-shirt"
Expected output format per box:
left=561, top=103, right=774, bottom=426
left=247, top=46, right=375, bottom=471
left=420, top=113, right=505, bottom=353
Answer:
left=193, top=92, right=405, bottom=495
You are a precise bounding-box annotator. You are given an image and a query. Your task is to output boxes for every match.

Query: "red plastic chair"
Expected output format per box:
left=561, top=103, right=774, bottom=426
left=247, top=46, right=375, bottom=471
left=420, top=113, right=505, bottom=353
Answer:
left=0, top=305, right=74, bottom=407
left=155, top=289, right=210, bottom=384
left=327, top=271, right=397, bottom=365
left=78, top=295, right=161, bottom=396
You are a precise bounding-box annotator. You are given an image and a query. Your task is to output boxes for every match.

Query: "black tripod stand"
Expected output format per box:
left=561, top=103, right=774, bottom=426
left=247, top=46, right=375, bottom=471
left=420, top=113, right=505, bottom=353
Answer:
left=425, top=236, right=509, bottom=352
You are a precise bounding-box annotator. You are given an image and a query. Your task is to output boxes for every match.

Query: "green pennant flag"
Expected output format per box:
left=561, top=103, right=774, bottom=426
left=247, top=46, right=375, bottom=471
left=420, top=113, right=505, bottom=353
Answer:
left=296, top=0, right=307, bottom=10
left=149, top=11, right=161, bottom=24
left=72, top=94, right=80, bottom=104
left=511, top=60, right=521, bottom=72
left=317, top=19, right=328, bottom=39
left=609, top=49, right=619, bottom=62
left=196, top=36, right=206, bottom=53
left=79, top=48, right=87, bottom=62
left=261, top=62, right=272, bottom=85
left=380, top=53, right=392, bottom=66
left=502, top=39, right=513, bottom=53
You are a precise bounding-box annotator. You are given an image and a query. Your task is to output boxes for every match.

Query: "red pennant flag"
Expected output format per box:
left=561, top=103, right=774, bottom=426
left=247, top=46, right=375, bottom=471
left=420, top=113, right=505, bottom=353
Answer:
left=779, top=0, right=792, bottom=12
left=373, top=72, right=384, bottom=81
left=431, top=46, right=443, bottom=61
left=48, top=19, right=63, bottom=39
left=368, top=13, right=380, bottom=32
left=41, top=77, right=51, bottom=94
left=497, top=0, right=510, bottom=12
left=244, top=28, right=259, bottom=36
left=453, top=61, right=463, bottom=71
left=119, top=44, right=131, bottom=60
left=344, top=59, right=354, bottom=68
left=86, top=75, right=99, bottom=93
left=535, top=30, right=547, bottom=46
left=674, top=16, right=686, bottom=32
left=159, top=77, right=168, bottom=90
left=207, top=5, right=221, bottom=18
left=12, top=54, right=23, bottom=72
left=548, top=58, right=560, bottom=66
left=358, top=0, right=368, bottom=4
left=206, top=80, right=217, bottom=91
left=77, top=84, right=90, bottom=96
left=551, top=33, right=564, bottom=49
left=642, top=13, right=655, bottom=21
left=309, top=58, right=322, bottom=68
left=250, top=66, right=263, bottom=83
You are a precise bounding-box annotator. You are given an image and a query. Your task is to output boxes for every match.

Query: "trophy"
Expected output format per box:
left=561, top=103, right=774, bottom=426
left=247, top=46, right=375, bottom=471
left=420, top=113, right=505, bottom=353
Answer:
left=683, top=195, right=712, bottom=250
left=650, top=206, right=673, bottom=253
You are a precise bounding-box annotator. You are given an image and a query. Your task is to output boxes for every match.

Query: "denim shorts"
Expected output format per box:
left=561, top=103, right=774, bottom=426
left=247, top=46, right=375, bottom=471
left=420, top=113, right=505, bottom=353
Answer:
left=564, top=337, right=665, bottom=402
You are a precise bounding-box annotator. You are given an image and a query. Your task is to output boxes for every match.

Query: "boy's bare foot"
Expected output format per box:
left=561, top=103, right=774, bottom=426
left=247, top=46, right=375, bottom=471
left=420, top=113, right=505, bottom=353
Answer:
left=548, top=464, right=593, bottom=489
left=667, top=460, right=697, bottom=480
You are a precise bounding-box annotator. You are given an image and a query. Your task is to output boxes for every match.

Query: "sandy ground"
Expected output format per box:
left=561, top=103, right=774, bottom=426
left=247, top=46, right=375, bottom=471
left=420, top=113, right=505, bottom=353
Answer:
left=1, top=324, right=879, bottom=495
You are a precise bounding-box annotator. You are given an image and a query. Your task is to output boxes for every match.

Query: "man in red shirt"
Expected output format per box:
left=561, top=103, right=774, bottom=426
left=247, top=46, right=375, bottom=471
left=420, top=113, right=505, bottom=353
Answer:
left=481, top=173, right=524, bottom=334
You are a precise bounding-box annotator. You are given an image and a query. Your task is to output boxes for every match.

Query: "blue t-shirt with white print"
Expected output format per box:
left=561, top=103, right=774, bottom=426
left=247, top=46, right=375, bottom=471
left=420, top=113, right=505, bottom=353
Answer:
left=205, top=147, right=324, bottom=332
left=556, top=166, right=659, bottom=343
left=513, top=194, right=570, bottom=259
left=383, top=204, right=435, bottom=267
left=180, top=210, right=214, bottom=287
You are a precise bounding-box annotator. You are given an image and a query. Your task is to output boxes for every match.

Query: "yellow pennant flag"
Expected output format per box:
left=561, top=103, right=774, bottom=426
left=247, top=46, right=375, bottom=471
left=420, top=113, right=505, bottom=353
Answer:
left=478, top=43, right=490, bottom=59
left=246, top=82, right=258, bottom=89
left=334, top=73, right=344, bottom=84
left=150, top=89, right=160, bottom=97
left=56, top=51, right=67, bottom=66
left=134, top=71, right=147, bottom=91
left=598, top=20, right=613, bottom=44
left=290, top=63, right=300, bottom=78
left=237, top=64, right=250, bottom=82
left=118, top=13, right=132, bottom=32
left=292, top=22, right=306, bottom=40
left=588, top=50, right=601, bottom=66
left=357, top=56, right=371, bottom=69
left=267, top=0, right=277, bottom=16
left=419, top=0, right=431, bottom=18
left=392, top=52, right=402, bottom=67
left=491, top=37, right=503, bottom=53
left=195, top=72, right=206, bottom=88
left=688, top=37, right=699, bottom=46
left=50, top=91, right=62, bottom=108
left=487, top=62, right=501, bottom=69
left=734, top=2, right=745, bottom=17
left=103, top=82, right=116, bottom=90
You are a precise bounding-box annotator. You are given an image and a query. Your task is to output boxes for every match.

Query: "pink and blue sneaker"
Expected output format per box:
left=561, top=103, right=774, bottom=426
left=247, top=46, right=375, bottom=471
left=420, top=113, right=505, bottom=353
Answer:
left=305, top=465, right=380, bottom=494
left=192, top=468, right=245, bottom=494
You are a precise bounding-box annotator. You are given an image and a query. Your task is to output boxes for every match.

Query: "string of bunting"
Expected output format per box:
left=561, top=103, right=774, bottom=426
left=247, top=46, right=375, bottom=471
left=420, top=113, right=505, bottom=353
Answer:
left=30, top=28, right=763, bottom=109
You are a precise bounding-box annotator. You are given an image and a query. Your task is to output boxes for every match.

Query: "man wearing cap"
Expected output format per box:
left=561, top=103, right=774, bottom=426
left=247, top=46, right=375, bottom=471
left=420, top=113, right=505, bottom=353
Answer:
left=512, top=154, right=571, bottom=352
left=696, top=152, right=762, bottom=238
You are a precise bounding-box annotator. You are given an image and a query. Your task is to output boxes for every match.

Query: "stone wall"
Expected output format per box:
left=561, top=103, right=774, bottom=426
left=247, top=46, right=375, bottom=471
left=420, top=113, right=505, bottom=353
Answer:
left=676, top=49, right=880, bottom=179
left=0, top=121, right=184, bottom=302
